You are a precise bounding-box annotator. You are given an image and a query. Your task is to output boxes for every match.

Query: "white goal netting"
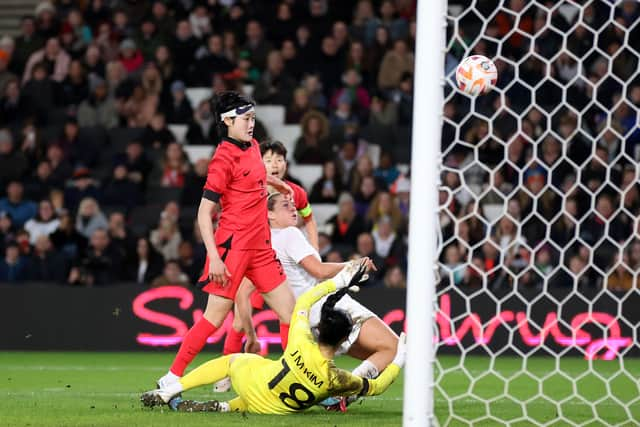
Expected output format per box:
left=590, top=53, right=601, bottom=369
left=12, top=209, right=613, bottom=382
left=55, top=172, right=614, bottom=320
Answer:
left=436, top=0, right=640, bottom=425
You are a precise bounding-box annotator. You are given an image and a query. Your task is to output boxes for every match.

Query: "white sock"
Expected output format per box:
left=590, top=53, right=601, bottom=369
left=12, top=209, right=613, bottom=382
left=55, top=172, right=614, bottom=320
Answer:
left=352, top=360, right=379, bottom=379
left=164, top=379, right=184, bottom=397
left=161, top=371, right=180, bottom=382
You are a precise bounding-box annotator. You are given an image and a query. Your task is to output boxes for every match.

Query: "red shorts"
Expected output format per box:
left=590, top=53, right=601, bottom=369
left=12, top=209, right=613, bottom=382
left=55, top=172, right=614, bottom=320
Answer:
left=198, top=247, right=286, bottom=300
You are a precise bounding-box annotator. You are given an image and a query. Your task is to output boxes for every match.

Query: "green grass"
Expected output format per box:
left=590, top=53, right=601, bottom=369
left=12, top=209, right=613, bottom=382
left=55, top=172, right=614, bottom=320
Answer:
left=1, top=352, right=639, bottom=426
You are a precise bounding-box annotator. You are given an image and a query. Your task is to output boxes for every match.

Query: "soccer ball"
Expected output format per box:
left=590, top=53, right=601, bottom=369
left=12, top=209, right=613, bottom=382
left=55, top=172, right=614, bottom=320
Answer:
left=455, top=55, right=498, bottom=96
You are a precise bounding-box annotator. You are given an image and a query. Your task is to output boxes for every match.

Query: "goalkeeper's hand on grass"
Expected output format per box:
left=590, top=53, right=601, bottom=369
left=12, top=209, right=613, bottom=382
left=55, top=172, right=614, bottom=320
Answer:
left=392, top=332, right=407, bottom=368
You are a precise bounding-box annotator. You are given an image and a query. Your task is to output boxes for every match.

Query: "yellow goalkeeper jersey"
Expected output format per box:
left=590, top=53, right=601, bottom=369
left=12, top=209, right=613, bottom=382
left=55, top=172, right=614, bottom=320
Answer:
left=230, top=280, right=401, bottom=414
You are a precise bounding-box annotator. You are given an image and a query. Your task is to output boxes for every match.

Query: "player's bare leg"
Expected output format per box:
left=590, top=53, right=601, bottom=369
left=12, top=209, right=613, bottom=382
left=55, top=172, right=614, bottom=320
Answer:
left=325, top=317, right=399, bottom=412
left=261, top=280, right=295, bottom=348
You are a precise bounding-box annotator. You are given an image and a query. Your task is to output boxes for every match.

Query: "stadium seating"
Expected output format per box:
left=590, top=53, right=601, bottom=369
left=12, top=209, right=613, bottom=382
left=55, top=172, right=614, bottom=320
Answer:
left=183, top=145, right=214, bottom=163
left=185, top=87, right=213, bottom=109
left=287, top=164, right=322, bottom=192
left=168, top=124, right=188, bottom=144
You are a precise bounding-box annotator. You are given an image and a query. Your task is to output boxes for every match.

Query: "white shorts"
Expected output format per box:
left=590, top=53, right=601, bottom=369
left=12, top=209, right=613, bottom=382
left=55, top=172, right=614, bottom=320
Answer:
left=309, top=294, right=376, bottom=355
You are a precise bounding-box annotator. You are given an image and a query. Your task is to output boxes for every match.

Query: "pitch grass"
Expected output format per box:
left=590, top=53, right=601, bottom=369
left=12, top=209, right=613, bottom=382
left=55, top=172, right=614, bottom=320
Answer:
left=1, top=352, right=639, bottom=427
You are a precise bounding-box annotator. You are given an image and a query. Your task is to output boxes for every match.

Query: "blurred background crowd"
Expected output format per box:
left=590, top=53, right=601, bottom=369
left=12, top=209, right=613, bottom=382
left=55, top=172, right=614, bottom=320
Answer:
left=0, top=0, right=416, bottom=288
left=440, top=0, right=640, bottom=292
left=1, top=0, right=638, bottom=294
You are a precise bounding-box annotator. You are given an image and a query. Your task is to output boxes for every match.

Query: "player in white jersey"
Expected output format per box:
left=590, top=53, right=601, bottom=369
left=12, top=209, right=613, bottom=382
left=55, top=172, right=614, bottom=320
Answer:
left=235, top=192, right=399, bottom=411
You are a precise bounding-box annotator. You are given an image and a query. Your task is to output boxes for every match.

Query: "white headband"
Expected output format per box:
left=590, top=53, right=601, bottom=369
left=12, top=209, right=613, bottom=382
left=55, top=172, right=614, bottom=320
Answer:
left=220, top=104, right=255, bottom=120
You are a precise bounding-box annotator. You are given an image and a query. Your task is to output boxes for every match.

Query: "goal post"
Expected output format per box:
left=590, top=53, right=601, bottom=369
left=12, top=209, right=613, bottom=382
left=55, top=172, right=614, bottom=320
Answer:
left=406, top=0, right=640, bottom=425
left=403, top=0, right=446, bottom=426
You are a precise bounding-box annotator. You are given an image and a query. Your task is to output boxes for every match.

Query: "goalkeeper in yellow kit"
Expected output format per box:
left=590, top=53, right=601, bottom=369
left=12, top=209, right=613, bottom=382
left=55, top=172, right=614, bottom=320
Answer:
left=140, top=259, right=407, bottom=414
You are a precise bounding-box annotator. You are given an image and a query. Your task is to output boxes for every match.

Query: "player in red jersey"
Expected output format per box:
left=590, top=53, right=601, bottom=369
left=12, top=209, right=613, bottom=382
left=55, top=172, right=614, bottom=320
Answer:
left=219, top=140, right=320, bottom=365
left=155, top=92, right=296, bottom=390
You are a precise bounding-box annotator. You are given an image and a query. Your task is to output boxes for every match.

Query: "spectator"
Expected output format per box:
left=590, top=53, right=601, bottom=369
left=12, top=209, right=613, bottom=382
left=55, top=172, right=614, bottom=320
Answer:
left=77, top=75, right=118, bottom=129
left=374, top=151, right=400, bottom=187
left=45, top=144, right=73, bottom=189
left=441, top=244, right=466, bottom=286
left=371, top=215, right=402, bottom=262
left=141, top=112, right=175, bottom=149
left=151, top=259, right=190, bottom=287
left=335, top=140, right=359, bottom=184
left=253, top=50, right=296, bottom=107
left=111, top=9, right=135, bottom=41
left=242, top=20, right=273, bottom=71
left=136, top=17, right=162, bottom=61
left=309, top=160, right=343, bottom=204
left=24, top=199, right=59, bottom=244
left=55, top=117, right=98, bottom=168
left=328, top=192, right=367, bottom=250
left=64, top=167, right=101, bottom=212
left=49, top=210, right=87, bottom=262
left=0, top=130, right=29, bottom=190
left=189, top=4, right=212, bottom=40
left=11, top=16, right=43, bottom=77
left=0, top=181, right=36, bottom=227
left=390, top=72, right=413, bottom=126
left=0, top=211, right=14, bottom=253
left=383, top=264, right=406, bottom=288
left=171, top=20, right=199, bottom=82
left=155, top=142, right=190, bottom=188
left=375, top=0, right=409, bottom=42
left=61, top=9, right=92, bottom=57
left=101, top=163, right=142, bottom=211
left=163, top=80, right=193, bottom=125
left=150, top=216, right=182, bottom=261
left=82, top=44, right=105, bottom=81
left=185, top=100, right=216, bottom=145
left=93, top=23, right=119, bottom=63
left=368, top=26, right=392, bottom=81
left=281, top=39, right=304, bottom=81
left=21, top=62, right=63, bottom=125
left=315, top=36, right=344, bottom=96
left=300, top=73, right=328, bottom=111
left=22, top=37, right=69, bottom=83
left=0, top=241, right=28, bottom=283
left=27, top=235, right=66, bottom=282
left=113, top=141, right=152, bottom=188
left=286, top=87, right=312, bottom=124
left=354, top=175, right=378, bottom=218
left=118, top=39, right=143, bottom=74
left=121, top=82, right=159, bottom=128
left=61, top=60, right=89, bottom=107
left=354, top=231, right=385, bottom=282
left=330, top=69, right=371, bottom=119
left=332, top=20, right=351, bottom=59
left=177, top=240, right=200, bottom=283
left=125, top=236, right=164, bottom=285
left=151, top=0, right=176, bottom=40
left=107, top=211, right=134, bottom=263
left=377, top=39, right=414, bottom=91
left=191, top=34, right=234, bottom=86
left=367, top=191, right=404, bottom=232
left=25, top=161, right=56, bottom=201
left=293, top=110, right=331, bottom=164
left=346, top=40, right=372, bottom=88
left=270, top=3, right=297, bottom=47
left=351, top=0, right=377, bottom=45
left=181, top=158, right=208, bottom=206
left=0, top=49, right=16, bottom=96
left=104, top=60, right=125, bottom=98
left=75, top=197, right=108, bottom=239
left=0, top=79, right=28, bottom=127
left=70, top=228, right=122, bottom=286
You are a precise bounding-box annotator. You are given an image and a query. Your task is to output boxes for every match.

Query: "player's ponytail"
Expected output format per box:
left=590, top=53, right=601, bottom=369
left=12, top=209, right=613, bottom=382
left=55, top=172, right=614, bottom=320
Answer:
left=210, top=91, right=255, bottom=145
left=318, top=289, right=353, bottom=348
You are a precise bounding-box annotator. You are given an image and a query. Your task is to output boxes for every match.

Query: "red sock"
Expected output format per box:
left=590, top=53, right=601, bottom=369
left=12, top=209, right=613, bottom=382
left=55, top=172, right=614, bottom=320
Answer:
left=170, top=317, right=217, bottom=376
left=279, top=323, right=290, bottom=349
left=223, top=327, right=245, bottom=355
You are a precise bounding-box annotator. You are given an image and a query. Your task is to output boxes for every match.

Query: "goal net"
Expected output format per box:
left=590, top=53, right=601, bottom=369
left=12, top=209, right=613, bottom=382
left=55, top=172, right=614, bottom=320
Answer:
left=436, top=0, right=640, bottom=425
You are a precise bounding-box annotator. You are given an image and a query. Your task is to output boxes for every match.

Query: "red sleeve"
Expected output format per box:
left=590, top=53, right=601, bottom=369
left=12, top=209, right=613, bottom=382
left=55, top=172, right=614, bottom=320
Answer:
left=203, top=147, right=233, bottom=202
left=289, top=181, right=313, bottom=221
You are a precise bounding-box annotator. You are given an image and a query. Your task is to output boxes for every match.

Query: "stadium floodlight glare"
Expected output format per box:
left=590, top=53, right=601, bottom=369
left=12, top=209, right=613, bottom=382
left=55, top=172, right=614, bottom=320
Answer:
left=403, top=0, right=446, bottom=426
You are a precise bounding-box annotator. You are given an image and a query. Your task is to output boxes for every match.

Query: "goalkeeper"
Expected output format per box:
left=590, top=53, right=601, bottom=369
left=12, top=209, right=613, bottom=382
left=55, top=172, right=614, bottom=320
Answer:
left=140, top=259, right=406, bottom=414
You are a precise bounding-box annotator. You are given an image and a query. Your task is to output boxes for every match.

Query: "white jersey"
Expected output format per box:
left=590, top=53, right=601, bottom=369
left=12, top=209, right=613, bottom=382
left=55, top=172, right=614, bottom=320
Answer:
left=270, top=227, right=320, bottom=298
left=270, top=226, right=375, bottom=355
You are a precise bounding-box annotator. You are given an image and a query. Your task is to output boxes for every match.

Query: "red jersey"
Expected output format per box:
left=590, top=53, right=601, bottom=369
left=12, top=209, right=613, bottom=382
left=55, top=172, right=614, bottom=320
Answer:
left=287, top=180, right=313, bottom=221
left=203, top=137, right=270, bottom=250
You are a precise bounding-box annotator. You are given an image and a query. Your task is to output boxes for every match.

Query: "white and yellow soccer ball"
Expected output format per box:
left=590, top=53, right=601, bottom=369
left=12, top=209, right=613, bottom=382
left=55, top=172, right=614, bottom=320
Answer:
left=455, top=55, right=498, bottom=96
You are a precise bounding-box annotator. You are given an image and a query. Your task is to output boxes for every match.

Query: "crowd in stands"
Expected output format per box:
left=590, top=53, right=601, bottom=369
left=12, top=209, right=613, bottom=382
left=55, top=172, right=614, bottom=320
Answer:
left=439, top=0, right=640, bottom=292
left=0, top=0, right=416, bottom=288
